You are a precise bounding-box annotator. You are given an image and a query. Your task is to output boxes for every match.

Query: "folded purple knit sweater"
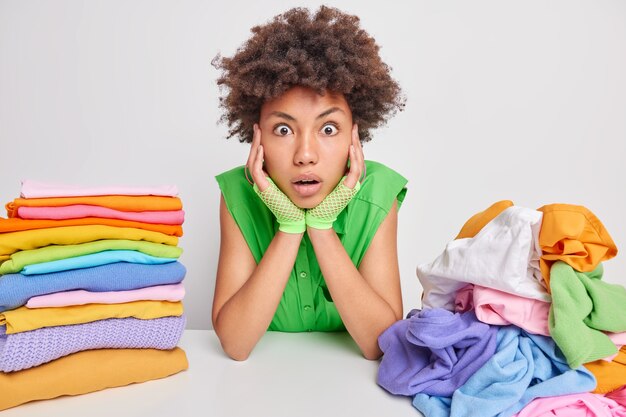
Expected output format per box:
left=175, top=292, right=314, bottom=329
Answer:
left=0, top=315, right=186, bottom=372
left=377, top=308, right=498, bottom=397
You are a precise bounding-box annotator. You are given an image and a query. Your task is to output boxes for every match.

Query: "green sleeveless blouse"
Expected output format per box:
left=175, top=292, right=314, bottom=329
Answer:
left=215, top=160, right=408, bottom=332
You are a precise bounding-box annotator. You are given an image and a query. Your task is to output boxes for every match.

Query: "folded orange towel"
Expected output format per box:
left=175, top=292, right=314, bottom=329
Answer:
left=0, top=217, right=182, bottom=237
left=0, top=347, right=188, bottom=411
left=6, top=195, right=183, bottom=216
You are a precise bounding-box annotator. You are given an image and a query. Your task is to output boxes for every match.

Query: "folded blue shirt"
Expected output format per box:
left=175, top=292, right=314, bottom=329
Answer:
left=412, top=326, right=597, bottom=417
left=378, top=308, right=498, bottom=397
left=21, top=250, right=177, bottom=275
left=0, top=262, right=186, bottom=312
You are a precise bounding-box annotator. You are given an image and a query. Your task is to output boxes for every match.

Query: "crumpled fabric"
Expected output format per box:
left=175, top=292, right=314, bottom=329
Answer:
left=607, top=386, right=626, bottom=408
left=417, top=206, right=548, bottom=311
left=412, top=326, right=597, bottom=417
left=513, top=393, right=626, bottom=417
left=585, top=348, right=626, bottom=394
left=549, top=261, right=626, bottom=368
left=537, top=203, right=618, bottom=290
left=378, top=308, right=497, bottom=397
left=455, top=284, right=551, bottom=336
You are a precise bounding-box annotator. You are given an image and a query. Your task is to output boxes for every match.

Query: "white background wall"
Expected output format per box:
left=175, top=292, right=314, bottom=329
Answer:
left=1, top=0, right=624, bottom=330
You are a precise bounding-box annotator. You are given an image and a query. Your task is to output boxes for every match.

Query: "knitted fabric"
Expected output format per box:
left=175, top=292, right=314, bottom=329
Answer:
left=306, top=177, right=361, bottom=229
left=0, top=261, right=186, bottom=312
left=0, top=315, right=186, bottom=372
left=253, top=178, right=305, bottom=233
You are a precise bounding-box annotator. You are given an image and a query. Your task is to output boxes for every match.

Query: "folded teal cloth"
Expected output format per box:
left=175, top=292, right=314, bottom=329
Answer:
left=0, top=262, right=186, bottom=312
left=412, top=326, right=596, bottom=417
left=21, top=250, right=177, bottom=275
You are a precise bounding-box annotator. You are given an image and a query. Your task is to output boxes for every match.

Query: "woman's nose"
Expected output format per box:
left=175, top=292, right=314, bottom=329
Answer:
left=293, top=131, right=318, bottom=166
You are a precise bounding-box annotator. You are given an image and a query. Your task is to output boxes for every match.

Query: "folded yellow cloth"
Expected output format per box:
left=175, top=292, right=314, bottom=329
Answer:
left=0, top=300, right=183, bottom=333
left=0, top=347, right=188, bottom=411
left=0, top=224, right=178, bottom=261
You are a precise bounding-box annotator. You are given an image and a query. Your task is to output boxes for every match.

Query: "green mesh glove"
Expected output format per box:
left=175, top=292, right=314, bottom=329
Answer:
left=305, top=177, right=361, bottom=230
left=253, top=177, right=305, bottom=234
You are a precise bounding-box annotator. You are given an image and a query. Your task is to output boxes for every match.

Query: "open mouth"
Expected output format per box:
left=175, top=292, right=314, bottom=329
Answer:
left=294, top=179, right=319, bottom=185
left=291, top=178, right=322, bottom=197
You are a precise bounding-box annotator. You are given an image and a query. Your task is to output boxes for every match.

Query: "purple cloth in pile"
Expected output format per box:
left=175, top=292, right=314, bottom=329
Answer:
left=0, top=315, right=186, bottom=372
left=377, top=308, right=498, bottom=397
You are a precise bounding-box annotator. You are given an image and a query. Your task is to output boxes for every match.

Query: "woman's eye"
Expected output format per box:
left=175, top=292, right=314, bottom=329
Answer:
left=321, top=124, right=338, bottom=136
left=273, top=124, right=293, bottom=136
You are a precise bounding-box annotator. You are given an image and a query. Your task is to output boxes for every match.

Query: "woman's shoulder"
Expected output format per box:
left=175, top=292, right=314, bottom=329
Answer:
left=359, top=160, right=408, bottom=210
left=364, top=160, right=406, bottom=182
left=215, top=166, right=259, bottom=209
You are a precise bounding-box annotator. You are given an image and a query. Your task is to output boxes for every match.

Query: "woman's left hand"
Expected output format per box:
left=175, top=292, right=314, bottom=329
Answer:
left=343, top=124, right=365, bottom=189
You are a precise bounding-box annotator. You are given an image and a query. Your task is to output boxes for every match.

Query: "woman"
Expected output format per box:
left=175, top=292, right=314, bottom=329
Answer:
left=212, top=6, right=407, bottom=361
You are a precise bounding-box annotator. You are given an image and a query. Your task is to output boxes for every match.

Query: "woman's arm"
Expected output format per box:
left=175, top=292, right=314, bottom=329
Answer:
left=212, top=196, right=303, bottom=361
left=307, top=199, right=403, bottom=360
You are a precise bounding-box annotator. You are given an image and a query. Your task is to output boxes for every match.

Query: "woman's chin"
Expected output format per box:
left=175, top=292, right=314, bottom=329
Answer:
left=292, top=194, right=325, bottom=210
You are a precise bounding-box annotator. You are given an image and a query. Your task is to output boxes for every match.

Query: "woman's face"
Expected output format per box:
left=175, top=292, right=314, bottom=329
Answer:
left=258, top=86, right=354, bottom=209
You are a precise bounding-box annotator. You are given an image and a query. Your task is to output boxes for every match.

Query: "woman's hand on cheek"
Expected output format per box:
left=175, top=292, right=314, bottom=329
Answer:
left=249, top=124, right=306, bottom=234
left=247, top=124, right=270, bottom=191
left=343, top=124, right=365, bottom=189
left=305, top=125, right=362, bottom=230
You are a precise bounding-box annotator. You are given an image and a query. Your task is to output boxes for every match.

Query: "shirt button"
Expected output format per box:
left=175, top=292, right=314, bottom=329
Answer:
left=303, top=305, right=311, bottom=311
left=300, top=272, right=307, bottom=278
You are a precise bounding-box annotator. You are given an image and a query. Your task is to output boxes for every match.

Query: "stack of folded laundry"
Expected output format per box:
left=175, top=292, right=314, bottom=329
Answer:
left=0, top=180, right=189, bottom=411
left=378, top=200, right=626, bottom=417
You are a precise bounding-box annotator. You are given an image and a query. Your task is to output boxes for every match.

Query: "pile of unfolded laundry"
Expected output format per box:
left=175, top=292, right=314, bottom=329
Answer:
left=378, top=200, right=626, bottom=417
left=0, top=180, right=188, bottom=411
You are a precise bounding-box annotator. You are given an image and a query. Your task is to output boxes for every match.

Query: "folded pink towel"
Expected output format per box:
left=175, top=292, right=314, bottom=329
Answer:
left=20, top=180, right=178, bottom=198
left=26, top=283, right=185, bottom=308
left=17, top=205, right=185, bottom=225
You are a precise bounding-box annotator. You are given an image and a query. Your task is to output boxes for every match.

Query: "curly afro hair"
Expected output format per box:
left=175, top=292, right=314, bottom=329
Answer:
left=212, top=6, right=405, bottom=143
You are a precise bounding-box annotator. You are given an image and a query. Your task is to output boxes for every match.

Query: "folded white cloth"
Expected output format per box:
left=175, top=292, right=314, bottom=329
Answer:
left=417, top=206, right=549, bottom=310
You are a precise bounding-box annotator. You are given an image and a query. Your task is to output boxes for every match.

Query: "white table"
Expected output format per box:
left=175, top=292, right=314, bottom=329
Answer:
left=3, top=330, right=422, bottom=417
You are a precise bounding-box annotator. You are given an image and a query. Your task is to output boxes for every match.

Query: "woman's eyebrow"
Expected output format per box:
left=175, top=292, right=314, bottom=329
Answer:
left=268, top=107, right=345, bottom=122
left=316, top=107, right=344, bottom=119
left=269, top=111, right=296, bottom=121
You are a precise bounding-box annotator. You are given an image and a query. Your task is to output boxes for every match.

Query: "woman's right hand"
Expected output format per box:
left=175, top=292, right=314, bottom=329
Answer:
left=246, top=124, right=270, bottom=191
left=248, top=124, right=305, bottom=234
